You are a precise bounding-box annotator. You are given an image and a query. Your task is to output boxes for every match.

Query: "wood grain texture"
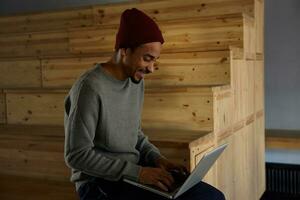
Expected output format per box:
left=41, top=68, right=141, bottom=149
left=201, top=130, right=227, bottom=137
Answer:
left=243, top=14, right=256, bottom=59
left=0, top=0, right=266, bottom=199
left=4, top=87, right=213, bottom=131
left=213, top=86, right=233, bottom=135
left=0, top=174, right=78, bottom=200
left=0, top=125, right=68, bottom=181
left=254, top=60, right=264, bottom=112
left=255, top=114, right=265, bottom=198
left=0, top=0, right=253, bottom=34
left=231, top=59, right=255, bottom=124
left=0, top=90, right=6, bottom=124
left=143, top=87, right=213, bottom=132
left=93, top=0, right=254, bottom=25
left=0, top=59, right=41, bottom=88
left=255, top=0, right=264, bottom=54
left=0, top=31, right=70, bottom=58
left=41, top=51, right=230, bottom=89
left=0, top=6, right=94, bottom=35
left=70, top=14, right=244, bottom=55
left=6, top=90, right=67, bottom=125
left=42, top=56, right=108, bottom=88
left=0, top=124, right=213, bottom=182
left=146, top=51, right=230, bottom=87
left=0, top=14, right=243, bottom=58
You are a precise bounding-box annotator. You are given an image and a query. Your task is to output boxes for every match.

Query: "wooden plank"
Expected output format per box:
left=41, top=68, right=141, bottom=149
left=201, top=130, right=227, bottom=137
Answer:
left=6, top=91, right=66, bottom=125
left=143, top=87, right=213, bottom=132
left=245, top=60, right=255, bottom=117
left=146, top=51, right=230, bottom=87
left=255, top=0, right=264, bottom=54
left=231, top=127, right=250, bottom=200
left=0, top=7, right=94, bottom=34
left=0, top=126, right=69, bottom=182
left=216, top=135, right=234, bottom=200
left=0, top=90, right=6, bottom=124
left=0, top=124, right=213, bottom=183
left=42, top=51, right=230, bottom=88
left=144, top=129, right=210, bottom=148
left=0, top=174, right=77, bottom=200
left=231, top=59, right=255, bottom=123
left=92, top=0, right=254, bottom=25
left=0, top=31, right=69, bottom=58
left=255, top=115, right=265, bottom=198
left=70, top=14, right=244, bottom=55
left=243, top=13, right=256, bottom=60
left=230, top=46, right=244, bottom=60
left=0, top=14, right=244, bottom=58
left=0, top=0, right=253, bottom=34
left=213, top=86, right=233, bottom=135
left=244, top=123, right=257, bottom=200
left=0, top=153, right=69, bottom=181
left=5, top=87, right=213, bottom=132
left=42, top=56, right=108, bottom=88
left=0, top=59, right=41, bottom=88
left=254, top=60, right=264, bottom=112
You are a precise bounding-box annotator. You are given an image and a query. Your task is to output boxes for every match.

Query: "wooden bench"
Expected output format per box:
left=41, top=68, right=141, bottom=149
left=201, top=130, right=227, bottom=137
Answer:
left=0, top=125, right=214, bottom=199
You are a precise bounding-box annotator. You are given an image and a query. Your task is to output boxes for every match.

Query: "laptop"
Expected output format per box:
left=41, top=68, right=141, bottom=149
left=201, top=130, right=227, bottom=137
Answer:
left=124, top=143, right=228, bottom=199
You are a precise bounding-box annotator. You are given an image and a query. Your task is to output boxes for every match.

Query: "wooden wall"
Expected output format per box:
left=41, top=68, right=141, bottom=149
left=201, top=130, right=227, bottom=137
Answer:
left=0, top=0, right=265, bottom=199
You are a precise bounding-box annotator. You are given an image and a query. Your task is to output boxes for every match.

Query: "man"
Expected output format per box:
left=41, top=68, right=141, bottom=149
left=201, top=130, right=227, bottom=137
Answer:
left=64, top=8, right=225, bottom=200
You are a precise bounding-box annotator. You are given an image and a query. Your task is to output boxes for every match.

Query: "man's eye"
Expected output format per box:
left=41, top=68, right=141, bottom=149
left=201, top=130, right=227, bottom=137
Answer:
left=144, top=57, right=151, bottom=62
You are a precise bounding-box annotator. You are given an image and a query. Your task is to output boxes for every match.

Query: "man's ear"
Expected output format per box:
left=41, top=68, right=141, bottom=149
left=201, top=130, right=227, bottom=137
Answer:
left=120, top=48, right=126, bottom=57
left=119, top=48, right=130, bottom=65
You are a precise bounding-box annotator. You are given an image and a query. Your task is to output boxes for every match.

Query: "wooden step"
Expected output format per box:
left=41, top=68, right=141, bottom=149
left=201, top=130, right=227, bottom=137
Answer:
left=0, top=124, right=214, bottom=199
left=3, top=87, right=214, bottom=131
left=0, top=13, right=244, bottom=58
left=69, top=14, right=244, bottom=55
left=0, top=50, right=230, bottom=89
left=0, top=125, right=68, bottom=181
left=0, top=174, right=78, bottom=200
left=0, top=124, right=213, bottom=180
left=0, top=0, right=253, bottom=34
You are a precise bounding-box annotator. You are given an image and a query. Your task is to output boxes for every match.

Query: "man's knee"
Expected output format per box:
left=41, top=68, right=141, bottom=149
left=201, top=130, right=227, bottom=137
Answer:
left=178, top=182, right=225, bottom=200
left=214, top=189, right=226, bottom=200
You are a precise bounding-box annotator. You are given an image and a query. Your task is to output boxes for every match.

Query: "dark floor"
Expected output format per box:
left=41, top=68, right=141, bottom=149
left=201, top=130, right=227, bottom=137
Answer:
left=260, top=192, right=300, bottom=200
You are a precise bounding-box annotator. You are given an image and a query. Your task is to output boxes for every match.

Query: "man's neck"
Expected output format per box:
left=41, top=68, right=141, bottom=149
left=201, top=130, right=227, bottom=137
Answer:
left=102, top=60, right=127, bottom=81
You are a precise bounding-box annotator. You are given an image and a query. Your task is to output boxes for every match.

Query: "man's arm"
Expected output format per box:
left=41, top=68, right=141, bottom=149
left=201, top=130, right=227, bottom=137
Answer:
left=135, top=128, right=164, bottom=167
left=64, top=82, right=140, bottom=182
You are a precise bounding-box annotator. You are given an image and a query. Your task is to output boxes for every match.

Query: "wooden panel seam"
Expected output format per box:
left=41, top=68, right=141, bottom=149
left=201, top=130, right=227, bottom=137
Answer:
left=216, top=112, right=258, bottom=141
left=256, top=109, right=264, bottom=118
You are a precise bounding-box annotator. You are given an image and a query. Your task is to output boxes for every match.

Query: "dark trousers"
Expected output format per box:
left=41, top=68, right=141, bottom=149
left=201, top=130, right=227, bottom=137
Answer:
left=78, top=178, right=226, bottom=200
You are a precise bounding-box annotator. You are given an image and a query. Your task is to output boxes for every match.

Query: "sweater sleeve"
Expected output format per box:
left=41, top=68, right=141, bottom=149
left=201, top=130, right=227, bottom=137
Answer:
left=64, top=82, right=141, bottom=181
left=135, top=127, right=164, bottom=167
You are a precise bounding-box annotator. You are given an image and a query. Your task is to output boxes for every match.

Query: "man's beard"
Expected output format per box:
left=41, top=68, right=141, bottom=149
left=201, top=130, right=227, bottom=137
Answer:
left=130, top=76, right=142, bottom=84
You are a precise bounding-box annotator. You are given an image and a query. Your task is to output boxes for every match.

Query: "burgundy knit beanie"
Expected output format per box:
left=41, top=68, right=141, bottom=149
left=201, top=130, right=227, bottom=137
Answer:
left=115, top=8, right=164, bottom=50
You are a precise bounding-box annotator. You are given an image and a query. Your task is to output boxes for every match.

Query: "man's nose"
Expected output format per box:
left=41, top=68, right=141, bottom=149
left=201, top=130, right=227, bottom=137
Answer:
left=147, top=62, right=155, bottom=73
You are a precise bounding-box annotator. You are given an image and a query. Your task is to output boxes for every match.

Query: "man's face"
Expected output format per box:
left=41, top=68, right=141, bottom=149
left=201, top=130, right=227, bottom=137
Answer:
left=121, top=42, right=162, bottom=84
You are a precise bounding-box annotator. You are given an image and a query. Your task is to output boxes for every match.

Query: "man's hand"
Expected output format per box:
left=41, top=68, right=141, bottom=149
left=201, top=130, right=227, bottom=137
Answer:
left=155, top=157, right=189, bottom=176
left=138, top=167, right=174, bottom=191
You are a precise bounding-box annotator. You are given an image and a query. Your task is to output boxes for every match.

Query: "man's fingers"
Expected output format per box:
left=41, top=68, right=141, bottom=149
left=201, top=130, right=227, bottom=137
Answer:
left=160, top=170, right=174, bottom=184
left=157, top=181, right=169, bottom=191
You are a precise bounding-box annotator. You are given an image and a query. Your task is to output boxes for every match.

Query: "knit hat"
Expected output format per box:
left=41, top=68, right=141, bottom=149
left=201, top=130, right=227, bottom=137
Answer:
left=115, top=8, right=164, bottom=50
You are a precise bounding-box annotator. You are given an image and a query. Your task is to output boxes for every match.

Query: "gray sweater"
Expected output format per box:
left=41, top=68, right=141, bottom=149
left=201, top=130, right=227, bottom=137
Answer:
left=64, top=63, right=162, bottom=191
